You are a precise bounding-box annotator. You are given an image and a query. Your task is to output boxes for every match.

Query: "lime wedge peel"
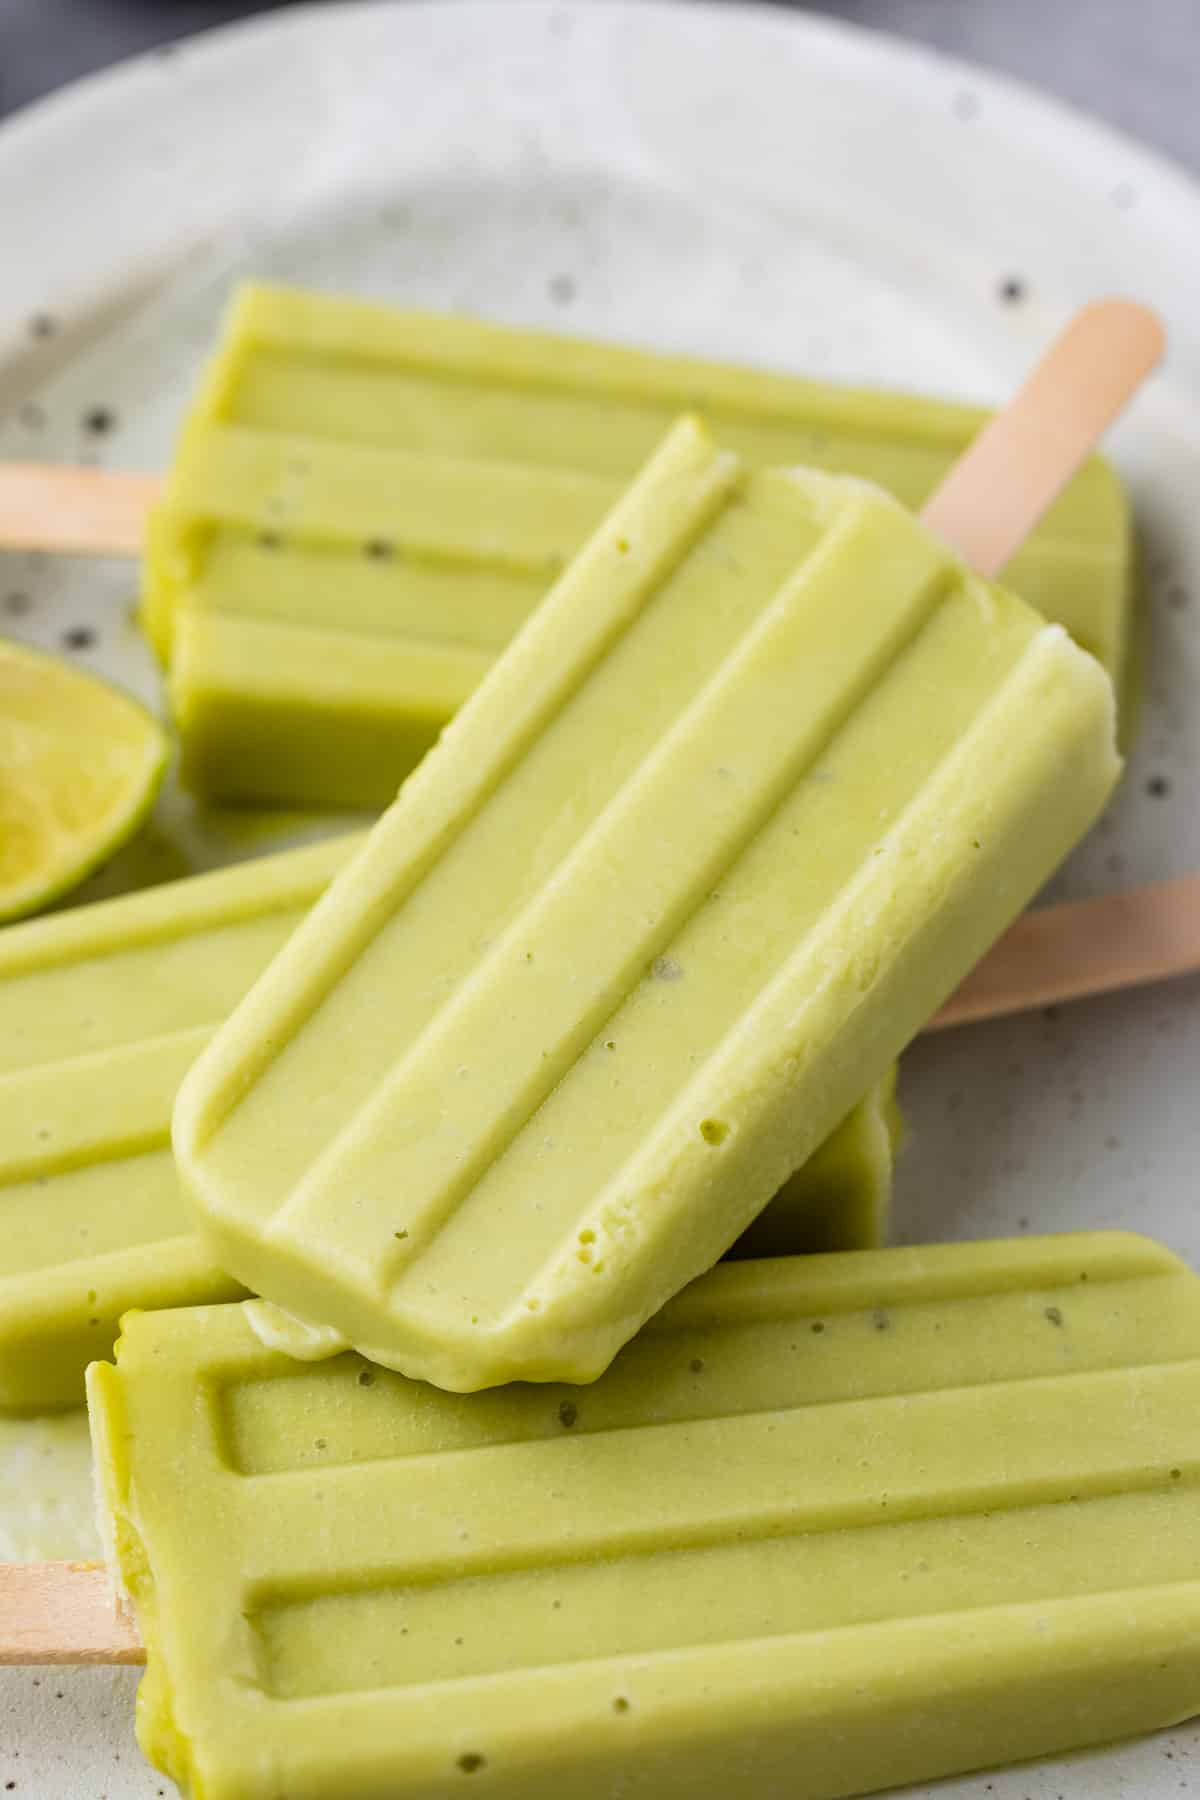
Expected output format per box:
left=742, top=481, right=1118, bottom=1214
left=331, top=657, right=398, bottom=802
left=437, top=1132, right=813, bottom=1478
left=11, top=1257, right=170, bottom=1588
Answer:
left=0, top=640, right=169, bottom=924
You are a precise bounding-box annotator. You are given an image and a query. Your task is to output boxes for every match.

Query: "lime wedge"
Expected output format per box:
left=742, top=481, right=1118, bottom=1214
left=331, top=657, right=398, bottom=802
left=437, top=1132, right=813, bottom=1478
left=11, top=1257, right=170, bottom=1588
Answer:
left=0, top=640, right=169, bottom=923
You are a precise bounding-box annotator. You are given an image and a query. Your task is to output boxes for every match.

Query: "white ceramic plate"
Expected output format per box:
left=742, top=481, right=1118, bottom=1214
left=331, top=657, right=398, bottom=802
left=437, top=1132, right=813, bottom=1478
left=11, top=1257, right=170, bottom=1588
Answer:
left=2, top=3, right=1200, bottom=1794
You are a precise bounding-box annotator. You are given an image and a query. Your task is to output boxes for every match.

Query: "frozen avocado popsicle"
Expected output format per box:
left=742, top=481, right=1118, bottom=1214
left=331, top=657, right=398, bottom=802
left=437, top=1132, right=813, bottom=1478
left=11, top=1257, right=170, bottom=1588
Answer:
left=173, top=414, right=1120, bottom=1390
left=82, top=1232, right=1200, bottom=1800
left=144, top=283, right=1136, bottom=810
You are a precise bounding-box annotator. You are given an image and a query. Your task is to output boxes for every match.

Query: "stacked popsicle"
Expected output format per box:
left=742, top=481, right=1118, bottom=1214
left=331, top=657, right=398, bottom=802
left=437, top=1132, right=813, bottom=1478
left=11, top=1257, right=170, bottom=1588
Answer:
left=144, top=284, right=1138, bottom=810
left=3, top=287, right=1191, bottom=1800
left=173, top=417, right=1118, bottom=1389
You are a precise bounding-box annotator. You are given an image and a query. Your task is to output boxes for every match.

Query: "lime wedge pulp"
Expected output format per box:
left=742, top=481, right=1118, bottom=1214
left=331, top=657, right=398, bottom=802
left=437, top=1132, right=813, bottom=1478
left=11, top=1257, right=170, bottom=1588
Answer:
left=0, top=640, right=169, bottom=923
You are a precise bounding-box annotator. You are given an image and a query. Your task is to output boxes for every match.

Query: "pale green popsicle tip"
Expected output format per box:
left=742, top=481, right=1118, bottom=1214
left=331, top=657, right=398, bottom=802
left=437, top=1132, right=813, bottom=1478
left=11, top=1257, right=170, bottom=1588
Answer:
left=0, top=641, right=168, bottom=924
left=0, top=834, right=367, bottom=1417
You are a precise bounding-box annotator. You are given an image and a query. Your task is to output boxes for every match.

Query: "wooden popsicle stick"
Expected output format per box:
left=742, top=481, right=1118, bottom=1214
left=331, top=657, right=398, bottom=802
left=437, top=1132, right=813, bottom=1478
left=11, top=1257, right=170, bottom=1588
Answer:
left=0, top=1561, right=142, bottom=1665
left=0, top=465, right=160, bottom=555
left=931, top=873, right=1200, bottom=1029
left=920, top=299, right=1165, bottom=576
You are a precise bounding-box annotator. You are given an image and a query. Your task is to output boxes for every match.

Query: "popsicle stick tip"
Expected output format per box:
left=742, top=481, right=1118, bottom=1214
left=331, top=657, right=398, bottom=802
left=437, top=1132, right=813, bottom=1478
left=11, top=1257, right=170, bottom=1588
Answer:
left=921, top=294, right=1164, bottom=576
left=1071, top=297, right=1166, bottom=364
left=0, top=464, right=160, bottom=556
left=0, top=1560, right=143, bottom=1666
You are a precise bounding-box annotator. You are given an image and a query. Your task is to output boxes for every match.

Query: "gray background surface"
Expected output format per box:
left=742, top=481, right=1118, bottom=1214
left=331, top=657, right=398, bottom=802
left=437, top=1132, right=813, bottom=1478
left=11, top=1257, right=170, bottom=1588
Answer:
left=0, top=0, right=1197, bottom=173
